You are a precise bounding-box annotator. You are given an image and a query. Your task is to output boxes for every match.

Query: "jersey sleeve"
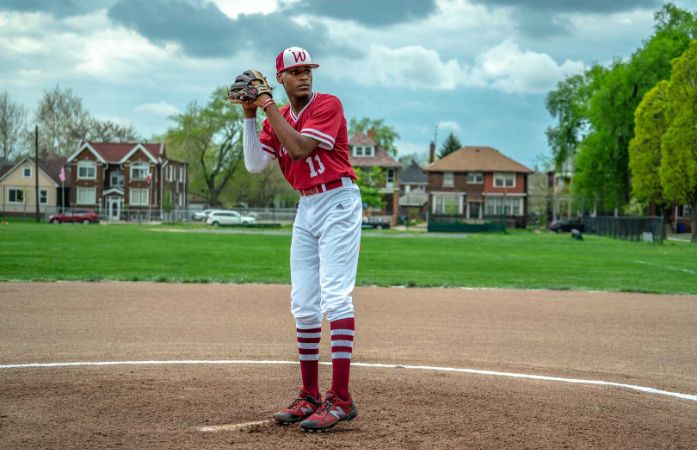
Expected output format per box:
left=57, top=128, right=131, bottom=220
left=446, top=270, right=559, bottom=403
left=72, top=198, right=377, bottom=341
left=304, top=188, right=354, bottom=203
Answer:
left=300, top=96, right=343, bottom=150
left=259, top=118, right=278, bottom=158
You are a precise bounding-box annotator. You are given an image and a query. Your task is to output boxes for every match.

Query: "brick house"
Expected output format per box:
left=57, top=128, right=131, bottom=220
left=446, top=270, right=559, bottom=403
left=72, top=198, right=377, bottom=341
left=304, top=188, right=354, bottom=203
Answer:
left=66, top=142, right=188, bottom=220
left=425, top=146, right=533, bottom=227
left=348, top=131, right=400, bottom=223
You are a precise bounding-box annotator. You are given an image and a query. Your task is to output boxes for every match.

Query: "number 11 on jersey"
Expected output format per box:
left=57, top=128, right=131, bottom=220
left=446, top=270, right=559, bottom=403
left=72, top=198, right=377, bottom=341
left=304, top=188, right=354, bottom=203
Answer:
left=305, top=155, right=326, bottom=178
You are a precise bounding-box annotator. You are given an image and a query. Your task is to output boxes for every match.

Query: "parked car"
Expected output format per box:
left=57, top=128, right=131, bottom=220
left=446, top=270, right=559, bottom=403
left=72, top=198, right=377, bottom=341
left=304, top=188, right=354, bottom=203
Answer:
left=192, top=209, right=221, bottom=221
left=362, top=216, right=391, bottom=230
left=207, top=210, right=257, bottom=226
left=49, top=210, right=99, bottom=224
left=549, top=219, right=584, bottom=233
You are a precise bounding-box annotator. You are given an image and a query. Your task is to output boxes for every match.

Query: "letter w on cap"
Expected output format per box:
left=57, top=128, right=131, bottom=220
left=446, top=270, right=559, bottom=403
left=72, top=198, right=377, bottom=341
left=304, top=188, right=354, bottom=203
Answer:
left=292, top=51, right=306, bottom=63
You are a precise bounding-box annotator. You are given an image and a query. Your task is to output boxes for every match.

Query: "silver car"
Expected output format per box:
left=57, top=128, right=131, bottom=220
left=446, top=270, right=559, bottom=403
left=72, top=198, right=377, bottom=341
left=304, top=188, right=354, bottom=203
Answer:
left=207, top=210, right=257, bottom=226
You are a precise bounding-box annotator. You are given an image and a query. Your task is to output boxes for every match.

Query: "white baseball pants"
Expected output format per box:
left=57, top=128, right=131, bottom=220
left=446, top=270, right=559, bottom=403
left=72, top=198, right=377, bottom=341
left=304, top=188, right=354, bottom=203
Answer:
left=290, top=178, right=362, bottom=328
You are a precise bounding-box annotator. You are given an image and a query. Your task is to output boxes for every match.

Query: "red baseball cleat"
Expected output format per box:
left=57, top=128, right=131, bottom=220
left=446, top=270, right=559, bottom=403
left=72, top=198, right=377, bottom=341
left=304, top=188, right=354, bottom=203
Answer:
left=273, top=389, right=322, bottom=424
left=299, top=391, right=358, bottom=432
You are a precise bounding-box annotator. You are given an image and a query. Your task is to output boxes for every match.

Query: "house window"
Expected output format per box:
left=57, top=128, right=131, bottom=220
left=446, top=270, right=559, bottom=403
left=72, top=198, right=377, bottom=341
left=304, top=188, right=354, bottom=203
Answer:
left=443, top=172, right=454, bottom=187
left=178, top=191, right=184, bottom=207
left=365, top=146, right=375, bottom=157
left=23, top=167, right=32, bottom=177
left=77, top=161, right=97, bottom=179
left=353, top=146, right=364, bottom=157
left=40, top=189, right=48, bottom=204
left=179, top=166, right=184, bottom=182
left=494, top=172, right=515, bottom=188
left=467, top=172, right=483, bottom=184
left=386, top=169, right=395, bottom=187
left=8, top=188, right=24, bottom=203
left=167, top=165, right=173, bottom=182
left=432, top=194, right=462, bottom=215
left=77, top=187, right=96, bottom=205
left=130, top=188, right=149, bottom=206
left=130, top=162, right=148, bottom=181
left=110, top=171, right=124, bottom=187
left=485, top=197, right=522, bottom=216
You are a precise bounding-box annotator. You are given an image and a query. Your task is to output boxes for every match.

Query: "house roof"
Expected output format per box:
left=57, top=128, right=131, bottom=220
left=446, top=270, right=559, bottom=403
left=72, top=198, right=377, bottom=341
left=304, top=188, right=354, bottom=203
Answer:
left=0, top=164, right=13, bottom=179
left=40, top=155, right=70, bottom=184
left=0, top=155, right=67, bottom=185
left=69, top=142, right=166, bottom=164
left=400, top=161, right=427, bottom=184
left=90, top=142, right=163, bottom=162
left=348, top=132, right=376, bottom=146
left=348, top=132, right=400, bottom=168
left=425, top=146, right=532, bottom=173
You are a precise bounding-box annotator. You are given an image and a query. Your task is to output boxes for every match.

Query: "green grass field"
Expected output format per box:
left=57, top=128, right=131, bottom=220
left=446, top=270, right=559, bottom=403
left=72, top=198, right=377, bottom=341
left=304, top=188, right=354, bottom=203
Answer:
left=1, top=222, right=696, bottom=294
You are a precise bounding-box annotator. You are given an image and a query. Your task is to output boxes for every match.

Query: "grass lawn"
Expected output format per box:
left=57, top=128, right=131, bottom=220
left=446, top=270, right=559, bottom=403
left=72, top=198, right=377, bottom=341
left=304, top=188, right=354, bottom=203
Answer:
left=1, top=222, right=696, bottom=294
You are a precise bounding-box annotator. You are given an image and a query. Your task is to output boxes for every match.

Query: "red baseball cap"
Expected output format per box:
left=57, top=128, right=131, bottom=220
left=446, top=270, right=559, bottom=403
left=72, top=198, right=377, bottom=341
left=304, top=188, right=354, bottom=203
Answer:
left=276, top=47, right=319, bottom=73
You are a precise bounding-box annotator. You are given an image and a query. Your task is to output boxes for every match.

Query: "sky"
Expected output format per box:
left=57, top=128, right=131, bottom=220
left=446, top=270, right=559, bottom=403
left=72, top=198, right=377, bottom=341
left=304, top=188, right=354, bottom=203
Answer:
left=1, top=0, right=696, bottom=168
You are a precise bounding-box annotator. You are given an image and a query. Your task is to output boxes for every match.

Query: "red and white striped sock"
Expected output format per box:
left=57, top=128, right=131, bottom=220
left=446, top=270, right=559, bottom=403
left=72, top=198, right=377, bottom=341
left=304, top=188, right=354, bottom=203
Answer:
left=330, top=317, right=355, bottom=401
left=296, top=324, right=321, bottom=399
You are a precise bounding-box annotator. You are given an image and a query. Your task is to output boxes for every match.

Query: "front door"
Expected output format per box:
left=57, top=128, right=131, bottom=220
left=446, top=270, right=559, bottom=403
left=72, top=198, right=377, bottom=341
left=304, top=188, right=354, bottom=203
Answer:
left=469, top=202, right=481, bottom=219
left=108, top=198, right=121, bottom=220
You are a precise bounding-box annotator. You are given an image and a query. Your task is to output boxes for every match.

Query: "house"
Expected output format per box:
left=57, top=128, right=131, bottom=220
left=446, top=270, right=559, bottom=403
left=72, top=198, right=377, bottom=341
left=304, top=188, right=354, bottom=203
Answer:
left=0, top=155, right=68, bottom=217
left=348, top=130, right=400, bottom=223
left=398, top=160, right=428, bottom=221
left=425, top=146, right=533, bottom=228
left=66, top=142, right=188, bottom=221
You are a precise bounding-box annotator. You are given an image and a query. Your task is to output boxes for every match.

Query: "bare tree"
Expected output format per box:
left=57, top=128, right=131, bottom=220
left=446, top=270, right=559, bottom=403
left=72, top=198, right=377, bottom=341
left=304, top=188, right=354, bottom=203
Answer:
left=30, top=86, right=91, bottom=157
left=87, top=118, right=139, bottom=142
left=0, top=92, right=27, bottom=160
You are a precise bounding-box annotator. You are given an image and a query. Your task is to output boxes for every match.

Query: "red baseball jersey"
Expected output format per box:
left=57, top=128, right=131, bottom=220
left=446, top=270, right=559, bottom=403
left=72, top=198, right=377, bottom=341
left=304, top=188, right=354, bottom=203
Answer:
left=259, top=92, right=356, bottom=190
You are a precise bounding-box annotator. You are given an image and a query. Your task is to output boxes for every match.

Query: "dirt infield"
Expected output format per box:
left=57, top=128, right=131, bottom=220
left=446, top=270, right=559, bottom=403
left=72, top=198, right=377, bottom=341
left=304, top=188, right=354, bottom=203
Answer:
left=1, top=282, right=696, bottom=449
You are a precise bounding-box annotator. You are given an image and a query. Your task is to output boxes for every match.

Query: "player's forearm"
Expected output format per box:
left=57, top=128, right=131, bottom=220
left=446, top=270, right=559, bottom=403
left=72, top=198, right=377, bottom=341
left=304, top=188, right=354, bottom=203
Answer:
left=264, top=106, right=317, bottom=160
left=243, top=119, right=272, bottom=173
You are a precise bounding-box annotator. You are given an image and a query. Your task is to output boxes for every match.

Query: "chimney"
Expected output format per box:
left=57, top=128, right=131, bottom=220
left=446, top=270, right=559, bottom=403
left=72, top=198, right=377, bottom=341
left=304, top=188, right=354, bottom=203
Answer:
left=367, top=128, right=376, bottom=142
left=429, top=141, right=435, bottom=163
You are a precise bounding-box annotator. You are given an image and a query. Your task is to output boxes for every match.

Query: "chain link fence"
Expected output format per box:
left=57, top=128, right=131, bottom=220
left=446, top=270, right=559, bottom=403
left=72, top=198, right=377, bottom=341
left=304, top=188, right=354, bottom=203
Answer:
left=583, top=216, right=665, bottom=243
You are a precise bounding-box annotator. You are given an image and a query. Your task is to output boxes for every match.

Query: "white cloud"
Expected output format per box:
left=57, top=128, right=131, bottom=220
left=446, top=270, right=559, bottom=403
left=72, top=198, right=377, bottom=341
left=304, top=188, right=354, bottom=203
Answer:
left=135, top=101, right=179, bottom=117
left=208, top=0, right=280, bottom=19
left=466, top=40, right=585, bottom=93
left=437, top=121, right=462, bottom=133
left=324, top=44, right=465, bottom=90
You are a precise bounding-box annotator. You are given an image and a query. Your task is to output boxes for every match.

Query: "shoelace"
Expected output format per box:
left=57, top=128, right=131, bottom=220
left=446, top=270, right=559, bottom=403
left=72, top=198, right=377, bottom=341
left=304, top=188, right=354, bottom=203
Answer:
left=315, top=397, right=336, bottom=417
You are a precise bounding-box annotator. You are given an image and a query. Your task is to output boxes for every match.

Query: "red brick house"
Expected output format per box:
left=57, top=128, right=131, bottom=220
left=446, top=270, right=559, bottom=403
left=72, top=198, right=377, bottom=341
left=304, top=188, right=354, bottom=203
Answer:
left=348, top=131, right=400, bottom=223
left=66, top=142, right=188, bottom=220
left=425, top=146, right=533, bottom=227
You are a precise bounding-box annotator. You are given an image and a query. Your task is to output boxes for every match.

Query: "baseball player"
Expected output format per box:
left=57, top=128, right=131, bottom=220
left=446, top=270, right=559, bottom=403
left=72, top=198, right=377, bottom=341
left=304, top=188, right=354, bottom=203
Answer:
left=229, top=47, right=361, bottom=432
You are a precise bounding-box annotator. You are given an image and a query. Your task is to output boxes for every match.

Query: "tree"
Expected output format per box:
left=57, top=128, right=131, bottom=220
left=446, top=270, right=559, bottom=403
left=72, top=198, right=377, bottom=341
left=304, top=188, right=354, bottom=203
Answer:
left=629, top=80, right=669, bottom=208
left=437, top=131, right=461, bottom=159
left=659, top=40, right=697, bottom=241
left=165, top=86, right=245, bottom=207
left=348, top=117, right=399, bottom=155
left=87, top=119, right=139, bottom=143
left=354, top=166, right=385, bottom=208
left=545, top=66, right=603, bottom=170
left=31, top=86, right=92, bottom=157
left=571, top=4, right=697, bottom=213
left=0, top=92, right=27, bottom=160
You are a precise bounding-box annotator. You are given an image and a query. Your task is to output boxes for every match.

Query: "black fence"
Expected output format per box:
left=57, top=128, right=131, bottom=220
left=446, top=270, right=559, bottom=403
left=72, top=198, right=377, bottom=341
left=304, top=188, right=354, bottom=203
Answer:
left=427, top=214, right=515, bottom=232
left=583, top=216, right=664, bottom=243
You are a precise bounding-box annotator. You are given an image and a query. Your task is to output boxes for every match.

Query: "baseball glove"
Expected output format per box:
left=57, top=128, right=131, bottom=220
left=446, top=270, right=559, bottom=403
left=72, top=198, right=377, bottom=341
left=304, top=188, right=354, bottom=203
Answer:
left=228, top=69, right=273, bottom=103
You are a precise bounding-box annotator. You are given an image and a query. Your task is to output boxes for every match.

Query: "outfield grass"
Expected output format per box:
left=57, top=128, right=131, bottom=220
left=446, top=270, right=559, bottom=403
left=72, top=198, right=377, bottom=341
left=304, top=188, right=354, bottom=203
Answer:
left=1, top=222, right=696, bottom=294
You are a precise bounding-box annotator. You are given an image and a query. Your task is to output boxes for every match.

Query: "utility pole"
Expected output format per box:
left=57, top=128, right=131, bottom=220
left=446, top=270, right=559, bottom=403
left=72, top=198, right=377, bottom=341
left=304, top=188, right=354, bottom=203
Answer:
left=34, top=125, right=40, bottom=222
